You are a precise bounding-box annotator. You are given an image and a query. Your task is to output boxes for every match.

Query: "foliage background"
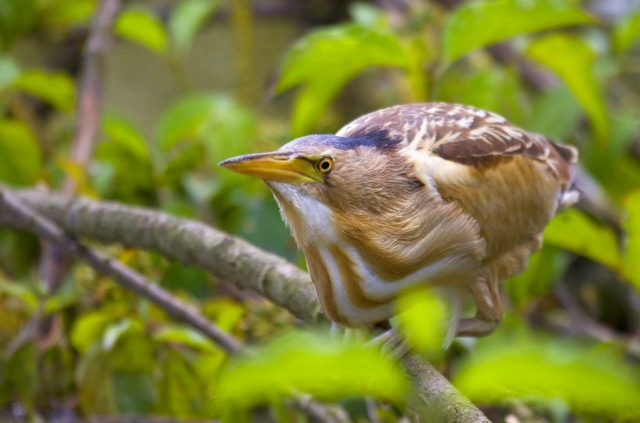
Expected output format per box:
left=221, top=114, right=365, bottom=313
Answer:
left=1, top=0, right=640, bottom=421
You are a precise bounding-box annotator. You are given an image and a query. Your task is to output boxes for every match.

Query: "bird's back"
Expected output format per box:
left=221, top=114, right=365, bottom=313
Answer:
left=337, top=103, right=578, bottom=280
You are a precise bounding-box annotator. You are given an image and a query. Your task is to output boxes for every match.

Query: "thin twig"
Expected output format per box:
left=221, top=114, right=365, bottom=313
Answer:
left=64, top=0, right=120, bottom=193
left=0, top=190, right=489, bottom=422
left=40, top=0, right=121, bottom=294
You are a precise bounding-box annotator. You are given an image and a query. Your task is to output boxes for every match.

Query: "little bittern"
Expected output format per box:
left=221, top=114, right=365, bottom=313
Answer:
left=220, top=103, right=578, bottom=337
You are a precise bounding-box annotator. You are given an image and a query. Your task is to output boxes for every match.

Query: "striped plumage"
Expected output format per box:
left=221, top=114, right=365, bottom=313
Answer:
left=220, top=103, right=578, bottom=337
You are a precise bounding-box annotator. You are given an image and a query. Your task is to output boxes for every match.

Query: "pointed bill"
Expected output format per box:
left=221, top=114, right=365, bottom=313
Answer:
left=218, top=151, right=322, bottom=184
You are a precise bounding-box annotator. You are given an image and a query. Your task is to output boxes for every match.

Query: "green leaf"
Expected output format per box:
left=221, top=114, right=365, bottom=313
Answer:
left=214, top=331, right=408, bottom=412
left=453, top=329, right=640, bottom=419
left=543, top=209, right=621, bottom=270
left=527, top=34, right=609, bottom=144
left=504, top=246, right=568, bottom=310
left=395, top=287, right=449, bottom=358
left=39, top=0, right=97, bottom=29
left=0, top=278, right=38, bottom=312
left=435, top=65, right=522, bottom=122
left=169, top=0, right=219, bottom=52
left=154, top=324, right=218, bottom=353
left=443, top=0, right=593, bottom=63
left=623, top=191, right=640, bottom=292
left=76, top=343, right=117, bottom=414
left=71, top=310, right=112, bottom=354
left=102, top=318, right=143, bottom=351
left=277, top=23, right=413, bottom=135
left=613, top=10, right=640, bottom=54
left=95, top=113, right=153, bottom=199
left=155, top=94, right=256, bottom=184
left=0, top=0, right=37, bottom=49
left=113, top=372, right=155, bottom=414
left=0, top=56, right=20, bottom=90
left=115, top=8, right=168, bottom=55
left=12, top=70, right=75, bottom=112
left=0, top=119, right=42, bottom=186
left=526, top=86, right=582, bottom=141
left=157, top=349, right=209, bottom=418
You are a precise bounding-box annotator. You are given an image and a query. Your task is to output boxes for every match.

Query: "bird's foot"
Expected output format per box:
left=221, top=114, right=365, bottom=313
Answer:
left=369, top=329, right=410, bottom=360
left=456, top=317, right=499, bottom=337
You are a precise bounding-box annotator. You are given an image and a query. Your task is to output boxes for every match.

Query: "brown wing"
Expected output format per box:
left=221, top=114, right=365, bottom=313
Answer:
left=336, top=102, right=578, bottom=190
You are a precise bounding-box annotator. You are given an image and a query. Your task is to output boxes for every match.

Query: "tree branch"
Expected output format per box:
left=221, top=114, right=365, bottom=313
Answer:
left=0, top=189, right=488, bottom=422
left=0, top=188, right=348, bottom=423
left=0, top=188, right=242, bottom=353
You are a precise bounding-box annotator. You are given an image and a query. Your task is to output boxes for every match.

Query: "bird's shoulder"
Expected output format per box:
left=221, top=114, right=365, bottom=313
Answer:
left=336, top=103, right=577, bottom=188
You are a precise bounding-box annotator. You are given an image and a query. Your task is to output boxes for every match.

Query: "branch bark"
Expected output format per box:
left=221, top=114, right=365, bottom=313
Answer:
left=0, top=190, right=488, bottom=422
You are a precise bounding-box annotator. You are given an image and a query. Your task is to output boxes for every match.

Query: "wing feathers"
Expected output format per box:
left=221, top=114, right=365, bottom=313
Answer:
left=336, top=103, right=578, bottom=189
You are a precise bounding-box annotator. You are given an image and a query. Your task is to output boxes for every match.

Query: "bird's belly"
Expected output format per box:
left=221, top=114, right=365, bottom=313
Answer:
left=306, top=243, right=476, bottom=326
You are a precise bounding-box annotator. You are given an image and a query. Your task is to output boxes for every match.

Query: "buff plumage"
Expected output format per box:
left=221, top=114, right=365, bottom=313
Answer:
left=220, top=103, right=578, bottom=338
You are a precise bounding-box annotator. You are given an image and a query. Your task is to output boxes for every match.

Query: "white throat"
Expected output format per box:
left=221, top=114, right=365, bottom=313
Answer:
left=269, top=182, right=336, bottom=247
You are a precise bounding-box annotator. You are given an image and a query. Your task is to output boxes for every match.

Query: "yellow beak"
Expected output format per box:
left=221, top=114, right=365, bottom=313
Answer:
left=218, top=151, right=322, bottom=184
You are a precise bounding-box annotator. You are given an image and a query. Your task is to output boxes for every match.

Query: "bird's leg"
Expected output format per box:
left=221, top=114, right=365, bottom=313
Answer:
left=369, top=328, right=410, bottom=360
left=457, top=275, right=503, bottom=337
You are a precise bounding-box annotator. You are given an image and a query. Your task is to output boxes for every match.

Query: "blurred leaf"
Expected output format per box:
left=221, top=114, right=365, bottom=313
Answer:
left=39, top=0, right=96, bottom=28
left=58, top=157, right=97, bottom=197
left=71, top=310, right=113, bottom=354
left=504, top=246, right=568, bottom=310
left=544, top=209, right=621, bottom=271
left=158, top=349, right=209, bottom=418
left=155, top=94, right=256, bottom=184
left=527, top=34, right=609, bottom=144
left=436, top=65, right=521, bottom=122
left=0, top=343, right=37, bottom=411
left=214, top=331, right=408, bottom=412
left=0, top=279, right=38, bottom=312
left=12, top=70, right=75, bottom=112
left=0, top=0, right=37, bottom=49
left=582, top=114, right=640, bottom=201
left=161, top=262, right=213, bottom=298
left=0, top=119, right=42, bottom=186
left=95, top=113, right=153, bottom=200
left=623, top=191, right=640, bottom=292
left=203, top=299, right=244, bottom=333
left=443, top=0, right=593, bottom=63
left=613, top=10, right=640, bottom=54
left=349, top=2, right=389, bottom=29
left=113, top=372, right=155, bottom=414
left=43, top=280, right=80, bottom=313
left=76, top=343, right=116, bottom=414
left=277, top=23, right=413, bottom=135
left=155, top=324, right=218, bottom=353
left=103, top=318, right=142, bottom=351
left=115, top=8, right=168, bottom=55
left=169, top=0, right=219, bottom=52
left=453, top=329, right=640, bottom=419
left=0, top=56, right=20, bottom=90
left=395, top=287, right=448, bottom=359
left=526, top=86, right=582, bottom=140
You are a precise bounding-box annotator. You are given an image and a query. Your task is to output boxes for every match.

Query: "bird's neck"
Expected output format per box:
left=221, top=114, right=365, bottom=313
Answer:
left=268, top=183, right=337, bottom=248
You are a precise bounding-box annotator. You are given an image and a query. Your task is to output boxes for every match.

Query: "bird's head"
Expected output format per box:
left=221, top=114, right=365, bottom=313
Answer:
left=219, top=133, right=424, bottom=246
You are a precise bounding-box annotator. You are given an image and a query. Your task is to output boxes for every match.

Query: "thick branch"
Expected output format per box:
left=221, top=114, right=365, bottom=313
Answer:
left=0, top=188, right=346, bottom=422
left=0, top=190, right=487, bottom=422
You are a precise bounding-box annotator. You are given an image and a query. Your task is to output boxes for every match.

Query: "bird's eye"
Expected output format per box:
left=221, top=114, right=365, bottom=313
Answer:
left=316, top=157, right=334, bottom=173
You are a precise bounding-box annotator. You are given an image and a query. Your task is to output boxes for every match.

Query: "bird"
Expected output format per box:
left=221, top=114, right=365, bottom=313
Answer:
left=219, top=103, right=578, bottom=339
